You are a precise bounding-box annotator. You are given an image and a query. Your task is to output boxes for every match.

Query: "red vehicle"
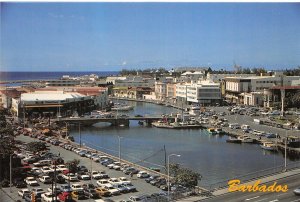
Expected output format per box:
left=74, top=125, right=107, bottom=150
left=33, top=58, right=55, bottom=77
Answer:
left=58, top=192, right=73, bottom=202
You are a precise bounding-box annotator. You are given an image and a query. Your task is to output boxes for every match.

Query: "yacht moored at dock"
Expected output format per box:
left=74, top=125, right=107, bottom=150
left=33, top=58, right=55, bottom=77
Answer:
left=238, top=135, right=254, bottom=143
left=226, top=137, right=242, bottom=143
left=261, top=141, right=277, bottom=151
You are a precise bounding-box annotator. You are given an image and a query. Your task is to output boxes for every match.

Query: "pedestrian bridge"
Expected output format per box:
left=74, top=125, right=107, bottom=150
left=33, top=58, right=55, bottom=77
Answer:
left=53, top=116, right=174, bottom=126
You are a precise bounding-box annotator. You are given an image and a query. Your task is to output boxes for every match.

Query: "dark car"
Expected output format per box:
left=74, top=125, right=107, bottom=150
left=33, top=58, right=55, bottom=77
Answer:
left=84, top=188, right=99, bottom=199
left=1, top=180, right=9, bottom=187
left=145, top=175, right=160, bottom=183
left=78, top=165, right=88, bottom=172
left=82, top=183, right=96, bottom=190
left=13, top=179, right=27, bottom=188
left=56, top=175, right=66, bottom=184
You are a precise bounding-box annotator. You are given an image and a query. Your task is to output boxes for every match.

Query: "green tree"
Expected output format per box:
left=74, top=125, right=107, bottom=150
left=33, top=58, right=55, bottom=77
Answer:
left=169, top=163, right=202, bottom=189
left=285, top=91, right=300, bottom=108
left=26, top=141, right=48, bottom=154
left=66, top=159, right=80, bottom=173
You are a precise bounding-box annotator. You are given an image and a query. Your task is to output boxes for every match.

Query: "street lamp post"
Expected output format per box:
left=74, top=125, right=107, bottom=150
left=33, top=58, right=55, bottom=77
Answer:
left=118, top=136, right=123, bottom=162
left=10, top=154, right=13, bottom=193
left=167, top=154, right=181, bottom=200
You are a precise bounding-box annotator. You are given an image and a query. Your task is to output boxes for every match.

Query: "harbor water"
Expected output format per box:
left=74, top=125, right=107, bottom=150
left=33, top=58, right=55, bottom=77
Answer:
left=69, top=101, right=296, bottom=187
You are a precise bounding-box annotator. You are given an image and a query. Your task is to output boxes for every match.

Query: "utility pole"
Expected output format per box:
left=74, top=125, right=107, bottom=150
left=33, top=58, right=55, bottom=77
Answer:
left=284, top=131, right=287, bottom=171
left=79, top=123, right=81, bottom=148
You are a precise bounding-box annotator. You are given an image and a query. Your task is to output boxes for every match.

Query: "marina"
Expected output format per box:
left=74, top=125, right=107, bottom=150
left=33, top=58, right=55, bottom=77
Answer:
left=66, top=100, right=299, bottom=187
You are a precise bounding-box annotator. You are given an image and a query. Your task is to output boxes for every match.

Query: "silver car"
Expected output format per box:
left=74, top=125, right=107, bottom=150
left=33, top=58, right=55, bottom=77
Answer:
left=294, top=187, right=300, bottom=196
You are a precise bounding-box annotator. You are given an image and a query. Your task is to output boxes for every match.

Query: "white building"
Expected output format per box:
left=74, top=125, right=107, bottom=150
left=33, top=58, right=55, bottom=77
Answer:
left=176, top=83, right=190, bottom=104
left=114, top=76, right=155, bottom=88
left=180, top=71, right=205, bottom=82
left=187, top=81, right=221, bottom=105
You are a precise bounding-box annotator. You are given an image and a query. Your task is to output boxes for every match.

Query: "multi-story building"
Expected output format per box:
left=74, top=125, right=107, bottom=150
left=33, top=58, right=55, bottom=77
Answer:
left=155, top=82, right=167, bottom=101
left=180, top=71, right=205, bottom=82
left=176, top=83, right=190, bottom=104
left=113, top=87, right=154, bottom=99
left=114, top=76, right=155, bottom=88
left=187, top=81, right=221, bottom=105
left=166, top=83, right=176, bottom=100
left=224, top=72, right=300, bottom=104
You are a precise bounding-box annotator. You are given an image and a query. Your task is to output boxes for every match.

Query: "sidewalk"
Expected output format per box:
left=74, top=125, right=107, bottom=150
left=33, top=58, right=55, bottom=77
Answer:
left=180, top=168, right=300, bottom=201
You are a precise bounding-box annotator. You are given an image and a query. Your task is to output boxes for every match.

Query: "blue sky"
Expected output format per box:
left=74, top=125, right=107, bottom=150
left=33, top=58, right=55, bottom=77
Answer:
left=1, top=3, right=300, bottom=71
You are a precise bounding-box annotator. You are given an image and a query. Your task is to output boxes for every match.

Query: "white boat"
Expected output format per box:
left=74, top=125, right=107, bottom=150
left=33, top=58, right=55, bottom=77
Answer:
left=189, top=105, right=201, bottom=116
left=111, top=103, right=134, bottom=111
left=238, top=135, right=254, bottom=143
left=261, top=142, right=277, bottom=151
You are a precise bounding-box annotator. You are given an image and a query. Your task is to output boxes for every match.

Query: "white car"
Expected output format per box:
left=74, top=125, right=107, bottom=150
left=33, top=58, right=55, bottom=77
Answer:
left=41, top=192, right=55, bottom=202
left=25, top=177, right=39, bottom=186
left=80, top=174, right=91, bottom=180
left=18, top=188, right=30, bottom=198
left=91, top=171, right=102, bottom=179
left=119, top=177, right=131, bottom=184
left=62, top=173, right=78, bottom=181
left=39, top=175, right=52, bottom=184
left=57, top=164, right=68, bottom=172
left=107, top=164, right=115, bottom=169
left=104, top=184, right=120, bottom=195
left=71, top=183, right=83, bottom=191
left=137, top=171, right=150, bottom=178
left=96, top=179, right=110, bottom=187
left=113, top=165, right=121, bottom=170
left=41, top=166, right=53, bottom=174
left=108, top=178, right=120, bottom=185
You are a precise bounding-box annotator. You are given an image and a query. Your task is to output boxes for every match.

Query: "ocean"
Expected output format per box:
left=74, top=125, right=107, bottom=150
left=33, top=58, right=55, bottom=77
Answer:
left=0, top=71, right=120, bottom=81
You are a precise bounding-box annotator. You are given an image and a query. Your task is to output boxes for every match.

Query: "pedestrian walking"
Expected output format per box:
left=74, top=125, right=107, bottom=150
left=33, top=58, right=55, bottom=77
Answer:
left=130, top=172, right=133, bottom=179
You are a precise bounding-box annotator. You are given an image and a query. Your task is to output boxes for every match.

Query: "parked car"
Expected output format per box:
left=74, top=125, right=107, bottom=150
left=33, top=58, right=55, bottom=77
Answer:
left=60, top=184, right=72, bottom=192
left=95, top=187, right=112, bottom=197
left=71, top=183, right=84, bottom=191
left=39, top=175, right=52, bottom=184
left=137, top=171, right=150, bottom=178
left=83, top=188, right=99, bottom=199
left=294, top=187, right=300, bottom=195
left=18, top=188, right=31, bottom=198
left=71, top=190, right=85, bottom=200
left=41, top=192, right=55, bottom=202
left=25, top=177, right=39, bottom=186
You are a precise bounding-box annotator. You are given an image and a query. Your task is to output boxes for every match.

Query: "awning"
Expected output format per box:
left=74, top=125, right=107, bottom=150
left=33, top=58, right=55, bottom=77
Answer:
left=24, top=104, right=63, bottom=108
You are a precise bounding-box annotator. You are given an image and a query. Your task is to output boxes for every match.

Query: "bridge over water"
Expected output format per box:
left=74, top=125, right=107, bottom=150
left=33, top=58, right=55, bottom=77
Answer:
left=53, top=116, right=174, bottom=126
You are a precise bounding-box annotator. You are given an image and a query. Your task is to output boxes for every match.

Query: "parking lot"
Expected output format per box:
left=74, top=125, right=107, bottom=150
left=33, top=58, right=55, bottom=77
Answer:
left=1, top=134, right=168, bottom=202
left=207, top=106, right=299, bottom=137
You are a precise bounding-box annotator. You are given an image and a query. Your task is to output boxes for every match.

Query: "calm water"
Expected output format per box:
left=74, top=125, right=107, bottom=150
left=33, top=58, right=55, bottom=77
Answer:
left=0, top=71, right=119, bottom=81
left=70, top=101, right=295, bottom=186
